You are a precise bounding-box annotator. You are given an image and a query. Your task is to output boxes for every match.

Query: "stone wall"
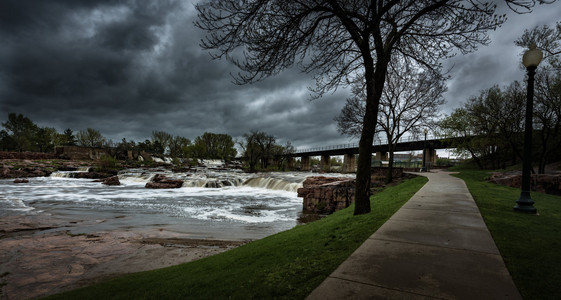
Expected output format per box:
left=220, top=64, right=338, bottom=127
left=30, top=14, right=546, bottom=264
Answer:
left=55, top=146, right=110, bottom=160
left=297, top=176, right=355, bottom=214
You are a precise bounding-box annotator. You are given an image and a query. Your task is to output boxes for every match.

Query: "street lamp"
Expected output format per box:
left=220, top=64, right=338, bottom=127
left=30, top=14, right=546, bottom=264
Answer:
left=514, top=43, right=542, bottom=214
left=421, top=128, right=428, bottom=172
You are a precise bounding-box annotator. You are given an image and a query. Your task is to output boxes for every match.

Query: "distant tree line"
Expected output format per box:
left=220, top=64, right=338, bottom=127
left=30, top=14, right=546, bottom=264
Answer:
left=238, top=130, right=294, bottom=172
left=0, top=113, right=294, bottom=170
left=1, top=113, right=78, bottom=152
left=439, top=74, right=561, bottom=173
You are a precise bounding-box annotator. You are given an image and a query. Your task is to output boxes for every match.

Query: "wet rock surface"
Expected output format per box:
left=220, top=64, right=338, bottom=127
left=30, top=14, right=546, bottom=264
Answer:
left=145, top=174, right=184, bottom=189
left=0, top=159, right=89, bottom=179
left=0, top=215, right=246, bottom=299
left=488, top=171, right=561, bottom=196
left=298, top=176, right=355, bottom=214
left=101, top=175, right=120, bottom=186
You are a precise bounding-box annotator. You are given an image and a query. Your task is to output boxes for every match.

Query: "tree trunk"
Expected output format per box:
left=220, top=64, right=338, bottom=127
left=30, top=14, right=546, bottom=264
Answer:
left=354, top=58, right=387, bottom=215
left=468, top=148, right=484, bottom=169
left=386, top=143, right=394, bottom=184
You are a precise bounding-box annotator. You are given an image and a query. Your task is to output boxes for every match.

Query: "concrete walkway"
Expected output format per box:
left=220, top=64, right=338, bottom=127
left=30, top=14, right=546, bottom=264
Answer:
left=307, top=171, right=521, bottom=300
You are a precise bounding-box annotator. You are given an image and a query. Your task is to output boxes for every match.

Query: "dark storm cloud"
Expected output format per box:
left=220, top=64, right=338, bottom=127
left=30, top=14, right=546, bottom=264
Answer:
left=441, top=2, right=561, bottom=113
left=0, top=0, right=354, bottom=151
left=1, top=0, right=559, bottom=150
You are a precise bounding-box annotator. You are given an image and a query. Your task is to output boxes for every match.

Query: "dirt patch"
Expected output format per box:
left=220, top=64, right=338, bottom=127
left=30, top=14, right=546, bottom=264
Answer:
left=0, top=215, right=247, bottom=299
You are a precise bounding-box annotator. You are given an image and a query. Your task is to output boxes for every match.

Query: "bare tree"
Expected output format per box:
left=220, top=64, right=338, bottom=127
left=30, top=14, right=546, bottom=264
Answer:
left=336, top=61, right=446, bottom=182
left=534, top=71, right=561, bottom=173
left=238, top=130, right=276, bottom=171
left=195, top=0, right=534, bottom=215
left=515, top=22, right=561, bottom=173
left=515, top=22, right=561, bottom=62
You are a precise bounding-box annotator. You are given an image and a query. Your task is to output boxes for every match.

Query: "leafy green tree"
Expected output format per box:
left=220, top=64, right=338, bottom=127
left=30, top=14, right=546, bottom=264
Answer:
left=440, top=82, right=533, bottom=170
left=193, top=132, right=236, bottom=160
left=239, top=130, right=282, bottom=171
left=0, top=130, right=15, bottom=151
left=137, top=139, right=157, bottom=153
left=35, top=127, right=58, bottom=152
left=113, top=138, right=137, bottom=160
left=151, top=131, right=173, bottom=155
left=439, top=108, right=484, bottom=168
left=1, top=113, right=39, bottom=152
left=239, top=132, right=259, bottom=172
left=169, top=136, right=191, bottom=159
left=272, top=141, right=295, bottom=171
left=62, top=128, right=77, bottom=146
left=330, top=157, right=343, bottom=167
left=76, top=128, right=106, bottom=148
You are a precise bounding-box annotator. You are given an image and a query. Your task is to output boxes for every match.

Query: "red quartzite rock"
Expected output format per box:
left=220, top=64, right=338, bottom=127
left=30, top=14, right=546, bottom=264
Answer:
left=297, top=176, right=355, bottom=214
left=145, top=174, right=184, bottom=189
left=488, top=171, right=561, bottom=196
left=102, top=176, right=120, bottom=186
left=13, top=178, right=29, bottom=183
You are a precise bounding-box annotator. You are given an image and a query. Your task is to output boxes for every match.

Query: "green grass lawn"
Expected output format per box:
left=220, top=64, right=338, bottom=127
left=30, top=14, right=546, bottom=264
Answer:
left=452, top=168, right=561, bottom=300
left=46, top=176, right=427, bottom=300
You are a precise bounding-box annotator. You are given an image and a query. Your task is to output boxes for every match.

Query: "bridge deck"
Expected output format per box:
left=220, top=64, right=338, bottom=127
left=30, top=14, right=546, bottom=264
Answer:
left=286, top=137, right=455, bottom=157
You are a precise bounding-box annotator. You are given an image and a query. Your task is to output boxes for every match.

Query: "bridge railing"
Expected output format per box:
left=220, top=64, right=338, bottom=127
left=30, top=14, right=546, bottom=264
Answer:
left=293, top=134, right=438, bottom=154
left=293, top=143, right=358, bottom=154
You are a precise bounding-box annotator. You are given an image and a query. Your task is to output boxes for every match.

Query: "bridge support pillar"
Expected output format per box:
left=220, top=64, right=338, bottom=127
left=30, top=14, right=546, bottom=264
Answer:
left=286, top=157, right=294, bottom=170
left=301, top=156, right=311, bottom=171
left=423, top=148, right=437, bottom=168
left=375, top=151, right=388, bottom=161
left=343, top=154, right=356, bottom=173
left=320, top=155, right=331, bottom=171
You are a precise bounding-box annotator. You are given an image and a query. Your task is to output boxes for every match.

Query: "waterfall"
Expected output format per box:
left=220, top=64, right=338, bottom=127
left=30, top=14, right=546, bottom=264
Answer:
left=51, top=168, right=305, bottom=193
left=118, top=171, right=156, bottom=184
left=181, top=178, right=245, bottom=188
left=242, top=177, right=303, bottom=193
left=50, top=170, right=89, bottom=178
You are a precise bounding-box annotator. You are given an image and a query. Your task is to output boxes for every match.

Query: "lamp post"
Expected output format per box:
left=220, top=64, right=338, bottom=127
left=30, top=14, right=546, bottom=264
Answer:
left=514, top=43, right=542, bottom=214
left=421, top=128, right=428, bottom=172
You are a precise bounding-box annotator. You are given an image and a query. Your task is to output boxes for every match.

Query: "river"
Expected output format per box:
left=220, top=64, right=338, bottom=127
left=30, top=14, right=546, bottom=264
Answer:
left=0, top=167, right=353, bottom=240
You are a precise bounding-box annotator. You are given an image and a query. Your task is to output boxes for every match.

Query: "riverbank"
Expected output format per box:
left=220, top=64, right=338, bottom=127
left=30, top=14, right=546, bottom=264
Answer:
left=44, top=176, right=428, bottom=299
left=0, top=214, right=247, bottom=299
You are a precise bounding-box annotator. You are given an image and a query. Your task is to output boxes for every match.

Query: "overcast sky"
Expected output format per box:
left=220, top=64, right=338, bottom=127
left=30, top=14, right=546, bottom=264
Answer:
left=1, top=1, right=559, bottom=150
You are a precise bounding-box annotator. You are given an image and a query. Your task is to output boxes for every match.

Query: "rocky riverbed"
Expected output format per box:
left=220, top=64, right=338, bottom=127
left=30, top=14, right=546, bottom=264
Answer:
left=0, top=214, right=247, bottom=299
left=0, top=158, right=99, bottom=179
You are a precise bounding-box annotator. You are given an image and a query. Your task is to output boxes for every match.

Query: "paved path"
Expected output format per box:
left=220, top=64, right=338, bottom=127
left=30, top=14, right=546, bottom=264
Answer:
left=307, top=171, right=521, bottom=300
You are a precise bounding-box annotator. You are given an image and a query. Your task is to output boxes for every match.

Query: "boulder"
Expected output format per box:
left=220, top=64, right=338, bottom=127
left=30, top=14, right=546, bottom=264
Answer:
left=297, top=176, right=355, bottom=214
left=145, top=174, right=183, bottom=189
left=102, top=176, right=120, bottom=186
left=13, top=178, right=29, bottom=183
left=73, top=171, right=115, bottom=179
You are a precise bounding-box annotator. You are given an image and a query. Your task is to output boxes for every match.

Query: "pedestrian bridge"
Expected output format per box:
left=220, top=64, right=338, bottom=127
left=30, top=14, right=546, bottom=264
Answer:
left=283, top=135, right=458, bottom=173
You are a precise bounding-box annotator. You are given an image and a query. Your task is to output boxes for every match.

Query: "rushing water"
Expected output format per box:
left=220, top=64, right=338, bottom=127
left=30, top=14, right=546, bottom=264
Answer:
left=0, top=168, right=353, bottom=240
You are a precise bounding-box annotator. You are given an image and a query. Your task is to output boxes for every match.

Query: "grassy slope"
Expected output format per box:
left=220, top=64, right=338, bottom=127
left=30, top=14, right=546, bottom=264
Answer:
left=47, top=176, right=428, bottom=300
left=452, top=168, right=561, bottom=300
